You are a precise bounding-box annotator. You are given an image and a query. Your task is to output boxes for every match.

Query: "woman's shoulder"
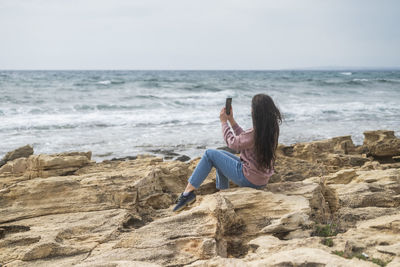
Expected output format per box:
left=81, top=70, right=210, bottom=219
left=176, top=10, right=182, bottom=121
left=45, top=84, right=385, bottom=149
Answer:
left=240, top=128, right=255, bottom=142
left=244, top=128, right=254, bottom=134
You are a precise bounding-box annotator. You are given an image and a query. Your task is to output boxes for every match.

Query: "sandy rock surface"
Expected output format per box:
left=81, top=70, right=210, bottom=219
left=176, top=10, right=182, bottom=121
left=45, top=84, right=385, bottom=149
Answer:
left=1, top=130, right=399, bottom=266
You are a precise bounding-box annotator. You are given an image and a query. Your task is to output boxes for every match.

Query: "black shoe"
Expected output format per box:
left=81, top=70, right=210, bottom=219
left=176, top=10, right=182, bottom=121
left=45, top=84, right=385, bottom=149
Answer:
left=172, top=191, right=196, bottom=212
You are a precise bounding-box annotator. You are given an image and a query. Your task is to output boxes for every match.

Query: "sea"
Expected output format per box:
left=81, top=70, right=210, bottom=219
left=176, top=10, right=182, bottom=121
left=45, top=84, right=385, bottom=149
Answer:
left=1, top=70, right=399, bottom=162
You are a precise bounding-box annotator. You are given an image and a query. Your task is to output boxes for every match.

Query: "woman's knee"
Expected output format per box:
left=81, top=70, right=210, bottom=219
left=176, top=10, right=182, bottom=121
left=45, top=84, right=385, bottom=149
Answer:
left=204, top=149, right=217, bottom=159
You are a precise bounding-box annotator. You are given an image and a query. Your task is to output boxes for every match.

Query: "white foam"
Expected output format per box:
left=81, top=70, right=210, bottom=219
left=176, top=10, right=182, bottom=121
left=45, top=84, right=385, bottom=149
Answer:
left=353, top=78, right=369, bottom=82
left=98, top=80, right=111, bottom=85
left=340, top=72, right=352, bottom=76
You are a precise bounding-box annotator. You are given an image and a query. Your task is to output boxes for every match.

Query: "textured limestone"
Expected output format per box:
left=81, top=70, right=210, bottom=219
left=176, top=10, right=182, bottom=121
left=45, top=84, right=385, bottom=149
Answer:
left=363, top=130, right=400, bottom=157
left=1, top=130, right=399, bottom=266
left=0, top=144, right=33, bottom=168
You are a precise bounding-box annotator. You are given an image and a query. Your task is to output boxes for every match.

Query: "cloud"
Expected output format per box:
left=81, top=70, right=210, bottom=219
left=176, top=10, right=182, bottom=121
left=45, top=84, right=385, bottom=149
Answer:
left=0, top=0, right=399, bottom=69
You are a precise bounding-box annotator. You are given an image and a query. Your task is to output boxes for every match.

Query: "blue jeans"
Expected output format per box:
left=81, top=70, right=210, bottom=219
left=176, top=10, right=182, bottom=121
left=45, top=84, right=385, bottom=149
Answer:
left=188, top=149, right=265, bottom=190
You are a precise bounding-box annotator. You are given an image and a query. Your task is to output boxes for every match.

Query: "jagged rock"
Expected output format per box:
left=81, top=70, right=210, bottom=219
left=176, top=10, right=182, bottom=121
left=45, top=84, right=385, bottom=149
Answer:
left=188, top=247, right=375, bottom=266
left=0, top=151, right=92, bottom=179
left=377, top=243, right=400, bottom=256
left=0, top=157, right=28, bottom=178
left=337, top=207, right=400, bottom=229
left=265, top=181, right=338, bottom=223
left=78, top=194, right=243, bottom=266
left=0, top=145, right=33, bottom=168
left=363, top=130, right=400, bottom=158
left=0, top=156, right=190, bottom=224
left=1, top=130, right=400, bottom=266
left=387, top=257, right=400, bottom=267
left=176, top=155, right=191, bottom=162
left=278, top=137, right=369, bottom=174
left=331, top=214, right=400, bottom=264
left=326, top=168, right=358, bottom=184
left=330, top=168, right=400, bottom=208
left=282, top=135, right=356, bottom=159
left=260, top=211, right=313, bottom=238
left=271, top=155, right=327, bottom=182
left=0, top=209, right=128, bottom=264
left=25, top=152, right=92, bottom=178
left=219, top=187, right=318, bottom=240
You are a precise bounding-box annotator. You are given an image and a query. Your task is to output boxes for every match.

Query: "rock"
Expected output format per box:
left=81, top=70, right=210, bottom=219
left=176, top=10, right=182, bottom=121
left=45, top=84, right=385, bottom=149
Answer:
left=0, top=145, right=34, bottom=167
left=285, top=135, right=356, bottom=159
left=387, top=257, right=400, bottom=267
left=110, top=156, right=138, bottom=161
left=337, top=207, right=400, bottom=229
left=25, top=152, right=92, bottom=178
left=176, top=155, right=191, bottom=162
left=0, top=156, right=191, bottom=224
left=148, top=149, right=179, bottom=157
left=326, top=169, right=358, bottom=184
left=271, top=155, right=327, bottom=182
left=79, top=194, right=243, bottom=266
left=0, top=157, right=29, bottom=178
left=330, top=168, right=400, bottom=208
left=363, top=130, right=400, bottom=158
left=278, top=137, right=369, bottom=175
left=0, top=209, right=128, bottom=264
left=1, top=152, right=93, bottom=179
left=188, top=248, right=375, bottom=266
left=255, top=247, right=376, bottom=266
left=265, top=181, right=338, bottom=223
left=377, top=242, right=400, bottom=256
left=344, top=240, right=366, bottom=257
left=219, top=187, right=317, bottom=240
left=1, top=130, right=400, bottom=266
left=332, top=214, right=400, bottom=263
left=260, top=211, right=313, bottom=238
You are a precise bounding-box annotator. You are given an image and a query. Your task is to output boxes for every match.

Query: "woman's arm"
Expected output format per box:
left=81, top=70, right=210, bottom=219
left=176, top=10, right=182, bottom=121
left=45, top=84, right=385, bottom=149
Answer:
left=229, top=118, right=244, bottom=135
left=221, top=122, right=253, bottom=151
left=225, top=106, right=244, bottom=135
left=220, top=107, right=252, bottom=151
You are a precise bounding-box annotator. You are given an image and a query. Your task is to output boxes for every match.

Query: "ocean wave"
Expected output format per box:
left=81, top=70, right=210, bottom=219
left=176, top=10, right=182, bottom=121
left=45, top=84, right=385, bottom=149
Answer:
left=73, top=104, right=146, bottom=111
left=134, top=120, right=205, bottom=128
left=73, top=104, right=96, bottom=111
left=315, top=79, right=368, bottom=87
left=376, top=78, right=400, bottom=84
left=0, top=122, right=119, bottom=132
left=135, top=95, right=161, bottom=99
left=340, top=72, right=352, bottom=76
left=98, top=80, right=111, bottom=85
left=96, top=104, right=144, bottom=110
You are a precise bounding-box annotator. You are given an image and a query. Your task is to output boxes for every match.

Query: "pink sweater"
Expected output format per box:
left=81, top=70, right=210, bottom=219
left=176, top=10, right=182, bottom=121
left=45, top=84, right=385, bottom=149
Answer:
left=222, top=121, right=274, bottom=186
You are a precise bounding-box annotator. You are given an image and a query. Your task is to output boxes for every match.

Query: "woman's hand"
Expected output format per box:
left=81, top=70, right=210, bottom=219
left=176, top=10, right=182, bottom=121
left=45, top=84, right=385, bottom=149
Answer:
left=227, top=106, right=234, bottom=121
left=220, top=106, right=234, bottom=123
left=220, top=107, right=228, bottom=123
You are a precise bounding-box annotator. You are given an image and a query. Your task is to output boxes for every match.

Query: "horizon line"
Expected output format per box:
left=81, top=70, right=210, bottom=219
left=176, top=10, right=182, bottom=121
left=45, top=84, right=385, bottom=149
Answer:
left=1, top=67, right=400, bottom=71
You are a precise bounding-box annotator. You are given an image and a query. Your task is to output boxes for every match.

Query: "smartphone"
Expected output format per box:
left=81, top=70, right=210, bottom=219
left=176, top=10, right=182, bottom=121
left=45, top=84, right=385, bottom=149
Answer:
left=225, top=98, right=232, bottom=115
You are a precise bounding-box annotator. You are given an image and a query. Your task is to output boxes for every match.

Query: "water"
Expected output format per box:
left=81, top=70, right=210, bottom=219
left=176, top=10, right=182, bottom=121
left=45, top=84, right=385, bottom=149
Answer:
left=1, top=70, right=399, bottom=161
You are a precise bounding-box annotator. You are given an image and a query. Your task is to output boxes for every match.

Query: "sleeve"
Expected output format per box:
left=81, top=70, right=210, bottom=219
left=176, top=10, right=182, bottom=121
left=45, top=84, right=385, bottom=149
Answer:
left=221, top=122, right=253, bottom=151
left=232, top=123, right=244, bottom=136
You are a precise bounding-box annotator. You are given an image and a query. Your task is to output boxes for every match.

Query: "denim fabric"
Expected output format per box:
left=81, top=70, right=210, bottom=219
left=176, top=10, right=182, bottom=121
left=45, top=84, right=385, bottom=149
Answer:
left=188, top=149, right=265, bottom=190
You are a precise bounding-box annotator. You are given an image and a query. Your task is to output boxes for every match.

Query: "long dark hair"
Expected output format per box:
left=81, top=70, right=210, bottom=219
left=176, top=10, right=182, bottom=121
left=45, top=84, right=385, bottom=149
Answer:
left=251, top=94, right=282, bottom=171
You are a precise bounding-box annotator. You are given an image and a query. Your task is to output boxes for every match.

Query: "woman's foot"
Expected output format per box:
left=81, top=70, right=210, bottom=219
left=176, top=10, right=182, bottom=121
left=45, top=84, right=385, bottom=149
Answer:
left=172, top=191, right=196, bottom=212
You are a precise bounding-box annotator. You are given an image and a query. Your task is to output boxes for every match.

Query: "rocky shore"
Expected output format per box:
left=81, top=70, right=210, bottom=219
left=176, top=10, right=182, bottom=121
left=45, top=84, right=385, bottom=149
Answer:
left=0, top=130, right=399, bottom=266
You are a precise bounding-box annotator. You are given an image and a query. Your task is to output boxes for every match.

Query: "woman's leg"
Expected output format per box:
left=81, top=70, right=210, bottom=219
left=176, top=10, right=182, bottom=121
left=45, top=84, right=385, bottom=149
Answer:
left=215, top=150, right=241, bottom=189
left=187, top=149, right=246, bottom=191
left=219, top=149, right=241, bottom=162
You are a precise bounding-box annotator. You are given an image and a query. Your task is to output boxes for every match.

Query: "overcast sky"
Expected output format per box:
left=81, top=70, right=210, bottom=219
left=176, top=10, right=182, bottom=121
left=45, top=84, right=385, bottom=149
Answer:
left=0, top=0, right=399, bottom=70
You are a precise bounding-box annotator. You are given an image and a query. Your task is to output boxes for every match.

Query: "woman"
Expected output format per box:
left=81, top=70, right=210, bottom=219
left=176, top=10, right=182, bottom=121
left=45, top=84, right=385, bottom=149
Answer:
left=173, top=93, right=282, bottom=212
